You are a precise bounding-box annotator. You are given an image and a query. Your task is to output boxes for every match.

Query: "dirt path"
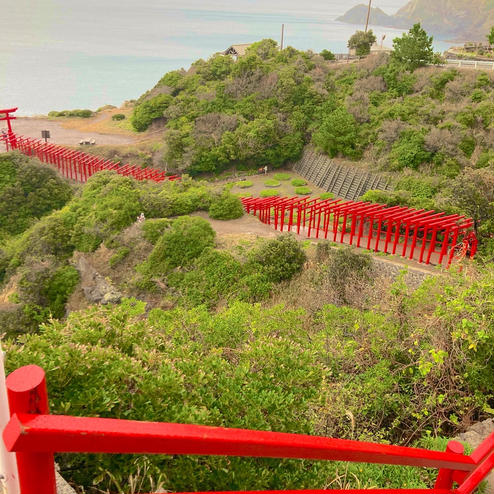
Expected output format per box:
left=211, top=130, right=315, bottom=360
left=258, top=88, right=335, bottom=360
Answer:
left=10, top=116, right=137, bottom=146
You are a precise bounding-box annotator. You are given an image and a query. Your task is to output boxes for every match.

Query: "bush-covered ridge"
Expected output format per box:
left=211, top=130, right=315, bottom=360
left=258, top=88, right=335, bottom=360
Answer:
left=129, top=37, right=493, bottom=251
left=5, top=263, right=492, bottom=491
left=131, top=39, right=493, bottom=176
left=0, top=153, right=73, bottom=239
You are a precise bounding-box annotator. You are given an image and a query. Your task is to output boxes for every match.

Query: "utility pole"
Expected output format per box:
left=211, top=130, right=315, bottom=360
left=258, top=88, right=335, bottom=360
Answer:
left=280, top=23, right=285, bottom=50
left=365, top=0, right=372, bottom=32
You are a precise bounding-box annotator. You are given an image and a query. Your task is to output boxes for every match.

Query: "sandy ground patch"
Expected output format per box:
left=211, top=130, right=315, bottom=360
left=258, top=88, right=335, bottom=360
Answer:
left=10, top=115, right=138, bottom=146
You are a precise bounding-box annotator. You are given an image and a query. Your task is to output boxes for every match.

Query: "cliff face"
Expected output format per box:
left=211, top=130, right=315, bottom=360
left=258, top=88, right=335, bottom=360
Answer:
left=337, top=0, right=493, bottom=41
left=395, top=0, right=493, bottom=40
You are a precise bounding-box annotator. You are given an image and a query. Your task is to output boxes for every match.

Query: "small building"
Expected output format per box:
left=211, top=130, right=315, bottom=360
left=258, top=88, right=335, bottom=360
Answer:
left=370, top=42, right=392, bottom=54
left=222, top=43, right=252, bottom=60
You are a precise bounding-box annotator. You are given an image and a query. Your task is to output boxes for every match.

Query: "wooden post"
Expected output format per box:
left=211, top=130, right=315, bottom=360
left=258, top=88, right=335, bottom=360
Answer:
left=435, top=440, right=464, bottom=489
left=5, top=365, right=56, bottom=494
left=0, top=344, right=19, bottom=494
left=365, top=0, right=372, bottom=32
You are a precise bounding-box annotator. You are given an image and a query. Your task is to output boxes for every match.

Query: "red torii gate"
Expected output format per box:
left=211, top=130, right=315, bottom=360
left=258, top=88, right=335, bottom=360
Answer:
left=3, top=364, right=494, bottom=494
left=0, top=107, right=180, bottom=183
left=241, top=196, right=477, bottom=267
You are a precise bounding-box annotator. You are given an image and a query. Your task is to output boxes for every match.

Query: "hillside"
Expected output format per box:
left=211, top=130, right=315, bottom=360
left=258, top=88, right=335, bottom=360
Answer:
left=1, top=153, right=492, bottom=491
left=129, top=38, right=494, bottom=253
left=337, top=0, right=493, bottom=41
left=1, top=34, right=494, bottom=493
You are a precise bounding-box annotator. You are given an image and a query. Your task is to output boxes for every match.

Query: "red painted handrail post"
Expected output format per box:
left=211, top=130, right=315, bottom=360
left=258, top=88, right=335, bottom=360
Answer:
left=434, top=440, right=465, bottom=489
left=5, top=365, right=56, bottom=494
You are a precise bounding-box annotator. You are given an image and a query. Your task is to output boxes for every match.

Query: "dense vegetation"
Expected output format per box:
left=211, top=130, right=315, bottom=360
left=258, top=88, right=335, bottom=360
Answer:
left=129, top=29, right=493, bottom=251
left=131, top=31, right=493, bottom=175
left=0, top=153, right=73, bottom=240
left=5, top=257, right=492, bottom=491
left=1, top=26, right=493, bottom=492
left=0, top=155, right=492, bottom=491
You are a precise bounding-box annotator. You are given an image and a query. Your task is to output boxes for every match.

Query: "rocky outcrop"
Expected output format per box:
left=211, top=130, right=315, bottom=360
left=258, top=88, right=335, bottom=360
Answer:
left=455, top=419, right=494, bottom=490
left=75, top=256, right=122, bottom=305
left=337, top=0, right=493, bottom=41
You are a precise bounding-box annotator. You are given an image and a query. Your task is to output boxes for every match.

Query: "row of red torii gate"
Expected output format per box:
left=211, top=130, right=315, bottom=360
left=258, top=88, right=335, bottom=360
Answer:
left=240, top=196, right=477, bottom=268
left=1, top=107, right=477, bottom=267
left=0, top=107, right=179, bottom=183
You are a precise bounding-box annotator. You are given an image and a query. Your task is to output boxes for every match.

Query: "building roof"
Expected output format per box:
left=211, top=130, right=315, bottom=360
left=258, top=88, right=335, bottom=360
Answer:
left=222, top=44, right=252, bottom=57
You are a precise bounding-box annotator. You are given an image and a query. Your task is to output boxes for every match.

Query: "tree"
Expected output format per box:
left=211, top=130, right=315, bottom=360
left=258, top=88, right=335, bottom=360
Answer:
left=488, top=26, right=494, bottom=46
left=312, top=107, right=360, bottom=158
left=448, top=167, right=494, bottom=237
left=391, top=23, right=437, bottom=71
left=348, top=30, right=376, bottom=57
left=320, top=49, right=335, bottom=61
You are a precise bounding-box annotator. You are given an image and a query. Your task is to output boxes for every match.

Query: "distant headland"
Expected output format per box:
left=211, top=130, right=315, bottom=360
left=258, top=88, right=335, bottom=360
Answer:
left=337, top=0, right=493, bottom=41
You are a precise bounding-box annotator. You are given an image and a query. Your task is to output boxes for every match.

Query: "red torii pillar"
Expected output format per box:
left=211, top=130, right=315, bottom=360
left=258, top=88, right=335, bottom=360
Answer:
left=407, top=212, right=446, bottom=261
left=0, top=107, right=18, bottom=151
left=349, top=203, right=384, bottom=246
left=400, top=210, right=438, bottom=258
left=421, top=215, right=464, bottom=265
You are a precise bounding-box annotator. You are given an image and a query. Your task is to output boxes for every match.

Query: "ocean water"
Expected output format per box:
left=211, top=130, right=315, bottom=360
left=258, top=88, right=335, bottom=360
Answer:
left=1, top=0, right=451, bottom=116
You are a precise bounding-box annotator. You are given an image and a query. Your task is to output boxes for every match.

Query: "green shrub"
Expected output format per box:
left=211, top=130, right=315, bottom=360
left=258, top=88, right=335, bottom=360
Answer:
left=476, top=150, right=494, bottom=169
left=396, top=176, right=438, bottom=199
left=42, top=265, right=80, bottom=318
left=291, top=178, right=307, bottom=186
left=141, top=216, right=215, bottom=276
left=455, top=107, right=475, bottom=128
left=111, top=113, right=126, bottom=121
left=0, top=153, right=73, bottom=237
left=131, top=93, right=173, bottom=132
left=295, top=186, right=311, bottom=195
left=48, top=109, right=93, bottom=118
left=429, top=70, right=456, bottom=99
left=320, top=49, right=335, bottom=61
left=260, top=189, right=280, bottom=197
left=249, top=234, right=306, bottom=282
left=389, top=130, right=431, bottom=170
left=273, top=173, right=291, bottom=181
left=208, top=192, right=244, bottom=220
left=236, top=180, right=253, bottom=188
left=264, top=179, right=281, bottom=187
left=170, top=249, right=245, bottom=308
left=141, top=218, right=172, bottom=244
left=459, top=135, right=476, bottom=158
left=470, top=89, right=485, bottom=102
left=109, top=247, right=131, bottom=267
left=476, top=72, right=490, bottom=88
left=139, top=181, right=212, bottom=218
left=319, top=192, right=335, bottom=200
left=312, top=107, right=361, bottom=159
left=69, top=172, right=141, bottom=251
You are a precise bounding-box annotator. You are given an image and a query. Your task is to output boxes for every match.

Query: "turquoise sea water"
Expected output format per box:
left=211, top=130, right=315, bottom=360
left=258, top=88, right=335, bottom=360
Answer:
left=1, top=0, right=451, bottom=116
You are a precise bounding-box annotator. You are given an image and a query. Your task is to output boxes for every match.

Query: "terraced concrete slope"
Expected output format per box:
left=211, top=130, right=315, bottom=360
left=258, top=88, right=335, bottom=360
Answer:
left=293, top=147, right=392, bottom=201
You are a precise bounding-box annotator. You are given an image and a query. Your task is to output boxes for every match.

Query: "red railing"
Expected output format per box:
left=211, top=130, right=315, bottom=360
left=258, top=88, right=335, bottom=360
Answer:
left=1, top=124, right=179, bottom=183
left=3, top=365, right=493, bottom=494
left=240, top=197, right=477, bottom=267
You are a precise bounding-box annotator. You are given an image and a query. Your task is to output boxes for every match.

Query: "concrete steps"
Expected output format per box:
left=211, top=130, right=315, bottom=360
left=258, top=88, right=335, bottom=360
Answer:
left=293, top=147, right=391, bottom=201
